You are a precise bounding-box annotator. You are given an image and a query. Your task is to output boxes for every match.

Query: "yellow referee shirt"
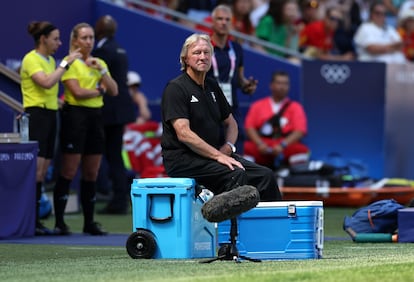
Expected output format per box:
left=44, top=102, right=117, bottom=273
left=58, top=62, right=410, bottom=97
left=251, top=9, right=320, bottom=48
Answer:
left=61, top=57, right=110, bottom=108
left=20, top=50, right=59, bottom=110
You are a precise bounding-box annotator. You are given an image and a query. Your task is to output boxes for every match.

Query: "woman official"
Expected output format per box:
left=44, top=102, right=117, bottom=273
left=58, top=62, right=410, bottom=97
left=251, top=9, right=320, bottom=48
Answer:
left=53, top=23, right=118, bottom=235
left=20, top=21, right=81, bottom=235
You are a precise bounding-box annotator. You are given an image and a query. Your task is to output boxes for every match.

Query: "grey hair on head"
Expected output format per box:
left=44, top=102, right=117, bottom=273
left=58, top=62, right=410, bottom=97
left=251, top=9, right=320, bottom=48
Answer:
left=179, top=33, right=213, bottom=71
left=212, top=4, right=232, bottom=19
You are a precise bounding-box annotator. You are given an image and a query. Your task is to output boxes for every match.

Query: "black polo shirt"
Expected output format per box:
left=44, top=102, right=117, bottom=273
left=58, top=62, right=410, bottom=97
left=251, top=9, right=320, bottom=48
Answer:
left=161, top=72, right=232, bottom=158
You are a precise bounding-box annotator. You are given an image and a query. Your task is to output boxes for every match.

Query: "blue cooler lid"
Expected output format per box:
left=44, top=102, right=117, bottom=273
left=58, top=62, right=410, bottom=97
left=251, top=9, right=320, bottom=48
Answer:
left=256, top=201, right=323, bottom=208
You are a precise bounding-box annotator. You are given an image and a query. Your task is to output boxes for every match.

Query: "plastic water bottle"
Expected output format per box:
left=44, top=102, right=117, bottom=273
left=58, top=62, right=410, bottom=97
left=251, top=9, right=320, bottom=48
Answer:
left=199, top=188, right=214, bottom=203
left=19, top=113, right=29, bottom=142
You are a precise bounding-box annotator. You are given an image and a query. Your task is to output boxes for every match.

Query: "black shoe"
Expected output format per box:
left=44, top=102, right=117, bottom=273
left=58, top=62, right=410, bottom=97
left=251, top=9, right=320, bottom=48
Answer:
left=53, top=224, right=71, bottom=235
left=201, top=185, right=260, bottom=223
left=83, top=222, right=108, bottom=236
left=35, top=222, right=54, bottom=236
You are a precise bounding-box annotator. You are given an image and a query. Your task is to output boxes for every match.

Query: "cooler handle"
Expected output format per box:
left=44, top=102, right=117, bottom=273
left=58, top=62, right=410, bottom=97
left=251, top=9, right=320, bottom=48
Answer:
left=316, top=227, right=324, bottom=250
left=316, top=208, right=324, bottom=251
left=149, top=195, right=174, bottom=222
left=288, top=204, right=297, bottom=217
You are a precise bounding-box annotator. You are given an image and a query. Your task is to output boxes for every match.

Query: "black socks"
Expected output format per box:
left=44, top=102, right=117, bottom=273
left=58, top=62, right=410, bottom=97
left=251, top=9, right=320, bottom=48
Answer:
left=80, top=179, right=96, bottom=226
left=53, top=176, right=71, bottom=228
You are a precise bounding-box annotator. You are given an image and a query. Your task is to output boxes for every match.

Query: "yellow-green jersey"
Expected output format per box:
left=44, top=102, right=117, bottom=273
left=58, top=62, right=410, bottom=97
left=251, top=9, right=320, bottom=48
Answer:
left=20, top=50, right=59, bottom=110
left=61, top=57, right=110, bottom=108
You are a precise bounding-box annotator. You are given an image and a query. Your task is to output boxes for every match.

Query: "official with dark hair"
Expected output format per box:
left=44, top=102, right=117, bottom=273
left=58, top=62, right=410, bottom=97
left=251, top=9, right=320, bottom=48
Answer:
left=20, top=21, right=81, bottom=235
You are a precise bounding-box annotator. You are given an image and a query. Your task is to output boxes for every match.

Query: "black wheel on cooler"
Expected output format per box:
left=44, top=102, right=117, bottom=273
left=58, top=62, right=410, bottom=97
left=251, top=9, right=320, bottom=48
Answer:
left=126, top=230, right=156, bottom=259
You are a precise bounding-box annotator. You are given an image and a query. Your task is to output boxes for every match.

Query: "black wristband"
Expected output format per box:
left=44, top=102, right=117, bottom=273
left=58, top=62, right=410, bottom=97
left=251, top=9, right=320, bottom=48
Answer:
left=98, top=87, right=106, bottom=96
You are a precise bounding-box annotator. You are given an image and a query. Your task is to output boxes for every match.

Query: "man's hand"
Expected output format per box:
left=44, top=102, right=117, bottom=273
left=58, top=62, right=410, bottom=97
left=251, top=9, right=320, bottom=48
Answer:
left=270, top=144, right=284, bottom=157
left=257, top=142, right=271, bottom=155
left=216, top=153, right=244, bottom=171
left=242, top=76, right=258, bottom=95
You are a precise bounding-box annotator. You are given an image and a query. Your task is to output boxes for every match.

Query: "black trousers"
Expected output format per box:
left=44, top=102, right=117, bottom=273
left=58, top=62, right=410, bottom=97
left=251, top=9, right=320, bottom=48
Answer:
left=104, top=124, right=129, bottom=208
left=163, top=152, right=281, bottom=201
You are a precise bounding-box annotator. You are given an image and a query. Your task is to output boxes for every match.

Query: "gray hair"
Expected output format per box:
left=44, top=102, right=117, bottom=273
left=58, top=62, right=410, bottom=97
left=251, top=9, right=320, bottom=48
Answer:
left=212, top=4, right=233, bottom=19
left=179, top=33, right=213, bottom=71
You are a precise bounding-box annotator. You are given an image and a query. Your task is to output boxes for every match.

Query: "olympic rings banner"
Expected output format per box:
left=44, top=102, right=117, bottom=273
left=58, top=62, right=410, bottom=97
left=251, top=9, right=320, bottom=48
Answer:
left=302, top=60, right=386, bottom=179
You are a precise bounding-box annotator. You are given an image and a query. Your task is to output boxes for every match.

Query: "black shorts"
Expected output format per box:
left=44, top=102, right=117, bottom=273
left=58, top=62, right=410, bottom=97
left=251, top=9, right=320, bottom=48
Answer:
left=25, top=107, right=57, bottom=159
left=59, top=104, right=104, bottom=154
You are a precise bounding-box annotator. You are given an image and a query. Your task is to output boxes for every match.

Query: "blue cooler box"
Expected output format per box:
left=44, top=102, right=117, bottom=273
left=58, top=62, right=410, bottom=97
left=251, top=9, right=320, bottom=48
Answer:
left=218, top=201, right=324, bottom=260
left=129, top=178, right=216, bottom=259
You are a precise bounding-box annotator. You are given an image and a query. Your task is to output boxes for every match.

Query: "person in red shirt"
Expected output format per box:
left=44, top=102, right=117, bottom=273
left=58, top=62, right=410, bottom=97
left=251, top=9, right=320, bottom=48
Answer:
left=297, top=0, right=320, bottom=26
left=232, top=0, right=255, bottom=36
left=299, top=6, right=354, bottom=60
left=244, top=70, right=309, bottom=169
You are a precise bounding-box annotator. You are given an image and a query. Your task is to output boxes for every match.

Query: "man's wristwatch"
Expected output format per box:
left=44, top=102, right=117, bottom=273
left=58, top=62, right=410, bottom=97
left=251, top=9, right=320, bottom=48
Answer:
left=59, top=60, right=69, bottom=70
left=226, top=141, right=236, bottom=153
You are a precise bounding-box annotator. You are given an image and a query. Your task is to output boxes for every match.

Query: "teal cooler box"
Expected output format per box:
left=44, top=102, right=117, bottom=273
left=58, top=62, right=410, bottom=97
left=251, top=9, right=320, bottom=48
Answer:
left=127, top=178, right=216, bottom=259
left=218, top=201, right=324, bottom=260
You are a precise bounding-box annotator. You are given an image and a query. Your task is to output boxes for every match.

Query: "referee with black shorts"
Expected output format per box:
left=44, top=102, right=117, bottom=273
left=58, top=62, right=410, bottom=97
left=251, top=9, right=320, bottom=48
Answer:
left=20, top=21, right=81, bottom=235
left=52, top=23, right=118, bottom=235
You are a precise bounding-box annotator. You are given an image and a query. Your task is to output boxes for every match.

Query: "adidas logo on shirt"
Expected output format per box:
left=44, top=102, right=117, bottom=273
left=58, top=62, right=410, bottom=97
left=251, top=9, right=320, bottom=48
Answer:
left=190, top=95, right=199, bottom=102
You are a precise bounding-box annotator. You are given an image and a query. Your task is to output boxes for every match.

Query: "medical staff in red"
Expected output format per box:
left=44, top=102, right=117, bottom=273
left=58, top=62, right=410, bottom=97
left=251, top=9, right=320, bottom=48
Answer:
left=244, top=70, right=309, bottom=169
